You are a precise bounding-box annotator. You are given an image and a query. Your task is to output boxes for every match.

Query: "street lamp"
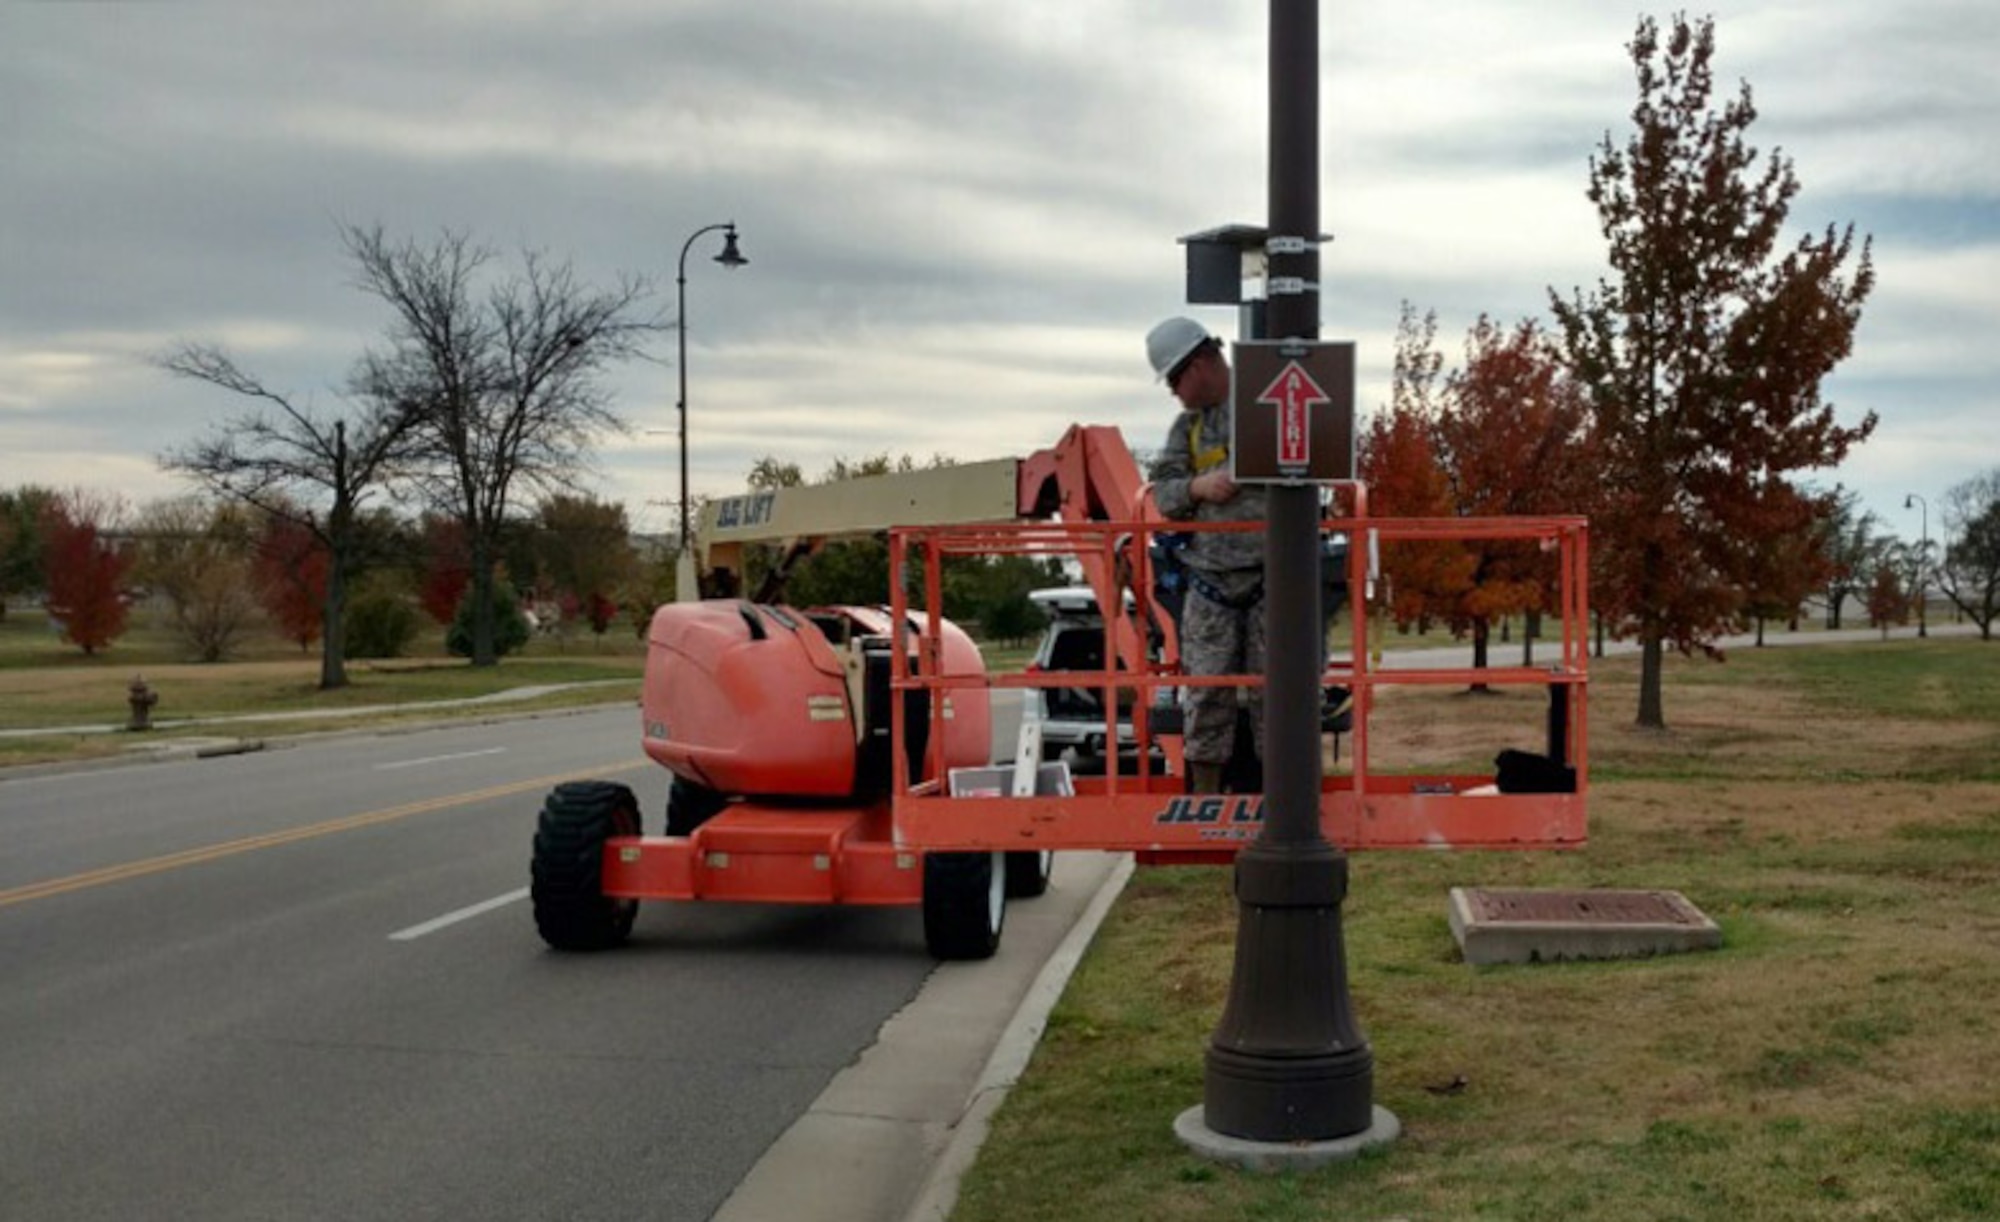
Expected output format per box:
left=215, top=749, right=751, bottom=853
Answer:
left=1906, top=492, right=1929, bottom=638
left=675, top=221, right=748, bottom=599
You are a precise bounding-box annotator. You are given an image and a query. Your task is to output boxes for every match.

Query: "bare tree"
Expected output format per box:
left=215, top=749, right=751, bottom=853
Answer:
left=158, top=345, right=420, bottom=689
left=131, top=496, right=263, bottom=663
left=1936, top=468, right=2000, bottom=639
left=1817, top=491, right=1886, bottom=630
left=342, top=224, right=660, bottom=666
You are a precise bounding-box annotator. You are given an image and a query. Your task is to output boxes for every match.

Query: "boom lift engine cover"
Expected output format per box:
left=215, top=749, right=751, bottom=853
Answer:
left=641, top=601, right=992, bottom=800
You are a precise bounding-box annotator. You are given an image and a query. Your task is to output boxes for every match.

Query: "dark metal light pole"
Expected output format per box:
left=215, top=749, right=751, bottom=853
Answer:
left=676, top=222, right=748, bottom=590
left=1201, top=0, right=1376, bottom=1142
left=1906, top=493, right=1929, bottom=638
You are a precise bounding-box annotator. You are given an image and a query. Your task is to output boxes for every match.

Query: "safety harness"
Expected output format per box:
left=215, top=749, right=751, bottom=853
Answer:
left=1176, top=413, right=1263, bottom=612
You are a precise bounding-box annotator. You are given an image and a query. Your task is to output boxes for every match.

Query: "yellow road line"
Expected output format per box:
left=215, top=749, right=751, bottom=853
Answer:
left=0, top=761, right=649, bottom=910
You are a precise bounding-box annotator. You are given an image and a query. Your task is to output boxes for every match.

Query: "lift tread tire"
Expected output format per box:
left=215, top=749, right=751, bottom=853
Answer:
left=922, top=851, right=1005, bottom=960
left=665, top=776, right=726, bottom=837
left=1004, top=850, right=1053, bottom=899
left=531, top=780, right=641, bottom=951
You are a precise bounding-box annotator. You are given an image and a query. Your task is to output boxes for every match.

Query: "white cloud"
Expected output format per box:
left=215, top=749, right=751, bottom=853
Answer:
left=3, top=0, right=1994, bottom=537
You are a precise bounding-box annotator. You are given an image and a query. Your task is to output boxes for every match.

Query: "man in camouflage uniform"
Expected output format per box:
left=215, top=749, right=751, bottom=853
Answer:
left=1145, top=317, right=1265, bottom=794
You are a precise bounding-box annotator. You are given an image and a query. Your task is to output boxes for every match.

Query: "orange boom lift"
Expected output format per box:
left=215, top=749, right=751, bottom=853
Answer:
left=530, top=426, right=1588, bottom=959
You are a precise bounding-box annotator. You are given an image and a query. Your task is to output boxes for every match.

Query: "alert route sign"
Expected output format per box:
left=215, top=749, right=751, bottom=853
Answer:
left=1230, top=340, right=1355, bottom=482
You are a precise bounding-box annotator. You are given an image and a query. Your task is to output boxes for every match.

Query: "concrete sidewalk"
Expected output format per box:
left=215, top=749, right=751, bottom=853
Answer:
left=712, top=851, right=1134, bottom=1222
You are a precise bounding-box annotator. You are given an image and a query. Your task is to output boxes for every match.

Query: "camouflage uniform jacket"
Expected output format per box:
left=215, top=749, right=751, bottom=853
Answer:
left=1150, top=399, right=1266, bottom=603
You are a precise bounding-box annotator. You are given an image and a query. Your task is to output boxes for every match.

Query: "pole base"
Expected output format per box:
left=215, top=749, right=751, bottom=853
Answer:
left=1204, top=1041, right=1374, bottom=1141
left=1175, top=1103, right=1399, bottom=1172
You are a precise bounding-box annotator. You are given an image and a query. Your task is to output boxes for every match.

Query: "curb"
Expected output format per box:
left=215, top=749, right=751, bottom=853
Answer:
left=900, top=852, right=1136, bottom=1222
left=192, top=738, right=267, bottom=759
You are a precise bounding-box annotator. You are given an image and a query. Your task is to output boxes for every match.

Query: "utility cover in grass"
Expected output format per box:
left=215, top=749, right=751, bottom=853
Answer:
left=1448, top=887, right=1721, bottom=966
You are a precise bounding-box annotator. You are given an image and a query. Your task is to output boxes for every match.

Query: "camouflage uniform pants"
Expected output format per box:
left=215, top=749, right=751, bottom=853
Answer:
left=1180, top=581, right=1264, bottom=766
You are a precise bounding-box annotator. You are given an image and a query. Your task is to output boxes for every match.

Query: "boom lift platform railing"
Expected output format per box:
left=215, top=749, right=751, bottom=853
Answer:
left=889, top=490, right=1589, bottom=858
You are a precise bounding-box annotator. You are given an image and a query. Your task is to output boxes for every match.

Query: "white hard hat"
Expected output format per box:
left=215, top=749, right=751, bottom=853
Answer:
left=1145, top=316, right=1215, bottom=381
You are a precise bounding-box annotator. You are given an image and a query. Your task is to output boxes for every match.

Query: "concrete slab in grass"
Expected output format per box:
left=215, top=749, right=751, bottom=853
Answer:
left=1448, top=887, right=1721, bottom=966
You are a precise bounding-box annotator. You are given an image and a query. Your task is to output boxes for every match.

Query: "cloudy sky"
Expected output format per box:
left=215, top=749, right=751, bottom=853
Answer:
left=5, top=1, right=1994, bottom=545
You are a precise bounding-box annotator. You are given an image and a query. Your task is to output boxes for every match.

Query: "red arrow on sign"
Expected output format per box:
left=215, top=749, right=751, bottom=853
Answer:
left=1256, top=360, right=1329, bottom=468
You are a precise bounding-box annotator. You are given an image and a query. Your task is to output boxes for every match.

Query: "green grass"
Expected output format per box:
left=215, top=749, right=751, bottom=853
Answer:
left=0, top=599, right=1037, bottom=767
left=0, top=603, right=644, bottom=765
left=953, top=638, right=2000, bottom=1222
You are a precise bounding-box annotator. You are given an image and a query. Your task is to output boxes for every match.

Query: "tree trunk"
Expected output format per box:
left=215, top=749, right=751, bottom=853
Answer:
left=1636, top=629, right=1666, bottom=729
left=1522, top=608, right=1539, bottom=666
left=1755, top=616, right=1766, bottom=647
left=319, top=560, right=348, bottom=690
left=1469, top=619, right=1493, bottom=693
left=319, top=431, right=354, bottom=691
left=469, top=536, right=498, bottom=667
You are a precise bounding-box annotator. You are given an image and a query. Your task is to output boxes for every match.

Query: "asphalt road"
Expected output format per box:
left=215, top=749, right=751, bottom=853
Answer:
left=0, top=707, right=997, bottom=1221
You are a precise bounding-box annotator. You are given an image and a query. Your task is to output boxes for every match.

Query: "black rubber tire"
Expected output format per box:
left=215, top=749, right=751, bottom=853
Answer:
left=1004, top=850, right=1053, bottom=899
left=531, top=780, right=641, bottom=951
left=665, top=776, right=726, bottom=836
left=922, top=851, right=1005, bottom=960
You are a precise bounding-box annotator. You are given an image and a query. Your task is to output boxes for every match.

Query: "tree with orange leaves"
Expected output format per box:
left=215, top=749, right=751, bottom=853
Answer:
left=1358, top=305, right=1473, bottom=633
left=1433, top=315, right=1591, bottom=679
left=1549, top=14, right=1875, bottom=728
left=1360, top=306, right=1591, bottom=687
left=1740, top=482, right=1838, bottom=644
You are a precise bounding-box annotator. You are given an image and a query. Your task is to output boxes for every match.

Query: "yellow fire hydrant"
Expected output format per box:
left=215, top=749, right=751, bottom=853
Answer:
left=127, top=675, right=159, bottom=732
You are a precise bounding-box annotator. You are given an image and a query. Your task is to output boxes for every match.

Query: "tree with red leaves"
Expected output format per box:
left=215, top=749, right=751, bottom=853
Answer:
left=41, top=492, right=134, bottom=656
left=1358, top=305, right=1472, bottom=632
left=1865, top=563, right=1906, bottom=641
left=418, top=516, right=472, bottom=626
left=254, top=515, right=330, bottom=651
left=1360, top=307, right=1592, bottom=684
left=583, top=591, right=617, bottom=639
left=1741, top=483, right=1838, bottom=644
left=1549, top=14, right=1876, bottom=728
left=1433, top=316, right=1592, bottom=678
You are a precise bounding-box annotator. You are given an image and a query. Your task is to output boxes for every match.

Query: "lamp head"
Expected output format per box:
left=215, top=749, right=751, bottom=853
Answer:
left=715, top=227, right=748, bottom=269
left=1905, top=494, right=1915, bottom=510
